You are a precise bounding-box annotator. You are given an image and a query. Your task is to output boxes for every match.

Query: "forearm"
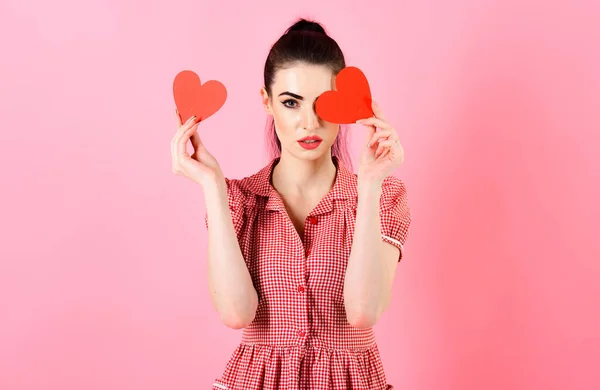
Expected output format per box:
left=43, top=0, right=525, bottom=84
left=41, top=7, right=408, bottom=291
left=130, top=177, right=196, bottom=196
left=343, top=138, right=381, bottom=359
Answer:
left=344, top=178, right=390, bottom=328
left=203, top=178, right=258, bottom=329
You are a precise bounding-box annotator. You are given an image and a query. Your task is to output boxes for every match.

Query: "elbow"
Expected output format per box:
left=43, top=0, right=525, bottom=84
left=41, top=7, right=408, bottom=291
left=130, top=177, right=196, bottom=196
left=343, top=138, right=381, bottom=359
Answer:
left=344, top=291, right=387, bottom=328
left=345, top=306, right=381, bottom=329
left=222, top=314, right=253, bottom=330
left=221, top=295, right=259, bottom=330
left=348, top=317, right=375, bottom=329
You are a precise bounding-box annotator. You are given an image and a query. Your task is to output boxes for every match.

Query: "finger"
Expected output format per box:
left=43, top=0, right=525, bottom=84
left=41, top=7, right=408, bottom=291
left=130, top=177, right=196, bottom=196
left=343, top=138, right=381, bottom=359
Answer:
left=177, top=122, right=198, bottom=158
left=367, top=129, right=394, bottom=147
left=171, top=115, right=195, bottom=157
left=175, top=109, right=183, bottom=127
left=371, top=99, right=388, bottom=121
left=378, top=147, right=392, bottom=160
left=375, top=140, right=394, bottom=158
left=173, top=115, right=198, bottom=146
left=360, top=122, right=377, bottom=146
left=375, top=145, right=390, bottom=159
left=357, top=116, right=393, bottom=131
left=190, top=128, right=204, bottom=151
left=181, top=115, right=198, bottom=132
left=177, top=115, right=198, bottom=133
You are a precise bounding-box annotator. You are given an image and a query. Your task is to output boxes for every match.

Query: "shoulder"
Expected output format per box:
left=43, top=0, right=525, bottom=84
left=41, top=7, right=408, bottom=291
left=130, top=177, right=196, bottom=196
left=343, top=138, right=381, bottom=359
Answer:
left=337, top=170, right=408, bottom=206
left=224, top=177, right=252, bottom=197
left=222, top=162, right=272, bottom=206
left=380, top=175, right=409, bottom=211
left=221, top=177, right=258, bottom=211
left=381, top=174, right=407, bottom=194
left=226, top=158, right=275, bottom=195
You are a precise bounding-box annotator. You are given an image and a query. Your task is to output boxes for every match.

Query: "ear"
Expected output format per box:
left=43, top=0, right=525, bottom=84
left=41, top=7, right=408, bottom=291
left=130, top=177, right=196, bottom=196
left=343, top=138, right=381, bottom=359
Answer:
left=260, top=87, right=272, bottom=115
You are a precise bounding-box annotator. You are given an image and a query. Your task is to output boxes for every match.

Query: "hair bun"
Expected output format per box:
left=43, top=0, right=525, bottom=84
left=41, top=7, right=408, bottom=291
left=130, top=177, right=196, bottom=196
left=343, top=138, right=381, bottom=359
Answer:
left=286, top=18, right=327, bottom=35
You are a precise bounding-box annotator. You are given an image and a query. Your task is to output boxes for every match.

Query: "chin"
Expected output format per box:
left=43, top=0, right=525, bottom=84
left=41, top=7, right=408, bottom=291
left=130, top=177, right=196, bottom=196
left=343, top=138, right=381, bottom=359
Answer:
left=289, top=144, right=331, bottom=161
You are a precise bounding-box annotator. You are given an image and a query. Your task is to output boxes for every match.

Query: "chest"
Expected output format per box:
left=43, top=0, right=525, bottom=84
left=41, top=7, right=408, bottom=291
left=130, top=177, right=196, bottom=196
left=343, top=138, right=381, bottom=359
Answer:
left=246, top=205, right=354, bottom=299
left=286, top=207, right=312, bottom=239
left=282, top=200, right=314, bottom=239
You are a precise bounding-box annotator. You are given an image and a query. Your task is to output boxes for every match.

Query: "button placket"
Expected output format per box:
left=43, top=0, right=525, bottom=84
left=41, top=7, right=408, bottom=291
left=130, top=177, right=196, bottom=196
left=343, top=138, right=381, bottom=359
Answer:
left=297, top=221, right=310, bottom=345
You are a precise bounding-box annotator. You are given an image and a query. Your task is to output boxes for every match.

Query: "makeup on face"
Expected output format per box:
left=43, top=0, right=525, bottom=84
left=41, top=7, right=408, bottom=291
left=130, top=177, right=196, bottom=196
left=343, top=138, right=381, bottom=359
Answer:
left=297, top=135, right=323, bottom=150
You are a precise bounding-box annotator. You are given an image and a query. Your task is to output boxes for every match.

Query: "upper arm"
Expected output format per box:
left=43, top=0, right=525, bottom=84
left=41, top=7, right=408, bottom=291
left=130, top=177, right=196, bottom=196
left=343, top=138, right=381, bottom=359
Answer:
left=381, top=242, right=400, bottom=312
left=380, top=176, right=412, bottom=262
left=379, top=177, right=412, bottom=312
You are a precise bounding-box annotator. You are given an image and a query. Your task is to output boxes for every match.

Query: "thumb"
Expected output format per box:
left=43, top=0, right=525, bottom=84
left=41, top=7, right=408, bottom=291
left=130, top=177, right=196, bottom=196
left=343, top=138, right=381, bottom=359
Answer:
left=364, top=124, right=377, bottom=146
left=190, top=126, right=204, bottom=151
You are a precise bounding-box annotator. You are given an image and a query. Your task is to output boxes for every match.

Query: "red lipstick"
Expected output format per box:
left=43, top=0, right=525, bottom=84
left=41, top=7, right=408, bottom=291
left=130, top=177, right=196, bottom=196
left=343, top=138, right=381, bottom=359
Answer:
left=298, top=135, right=323, bottom=150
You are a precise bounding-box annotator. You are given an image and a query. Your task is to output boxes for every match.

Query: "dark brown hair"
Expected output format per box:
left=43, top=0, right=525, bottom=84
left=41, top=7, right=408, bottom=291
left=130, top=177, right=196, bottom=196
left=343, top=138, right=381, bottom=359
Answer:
left=263, top=18, right=353, bottom=170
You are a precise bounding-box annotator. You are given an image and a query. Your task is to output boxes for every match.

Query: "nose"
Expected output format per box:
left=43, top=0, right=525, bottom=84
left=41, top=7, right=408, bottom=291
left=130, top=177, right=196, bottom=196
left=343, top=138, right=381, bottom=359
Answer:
left=301, top=105, right=320, bottom=130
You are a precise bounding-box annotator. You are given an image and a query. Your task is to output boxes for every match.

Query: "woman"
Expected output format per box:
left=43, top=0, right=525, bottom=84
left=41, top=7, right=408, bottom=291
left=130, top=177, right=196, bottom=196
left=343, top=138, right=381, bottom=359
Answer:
left=171, top=18, right=411, bottom=390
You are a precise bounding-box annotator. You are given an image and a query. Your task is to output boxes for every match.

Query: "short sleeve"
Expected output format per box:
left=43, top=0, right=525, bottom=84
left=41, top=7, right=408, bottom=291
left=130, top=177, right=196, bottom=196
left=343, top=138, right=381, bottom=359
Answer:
left=379, top=176, right=412, bottom=261
left=204, top=178, right=246, bottom=238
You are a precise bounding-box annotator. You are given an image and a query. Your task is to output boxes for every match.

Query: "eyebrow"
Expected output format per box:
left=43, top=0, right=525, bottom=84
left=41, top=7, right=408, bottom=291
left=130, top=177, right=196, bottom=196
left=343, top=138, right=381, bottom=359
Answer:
left=278, top=92, right=304, bottom=100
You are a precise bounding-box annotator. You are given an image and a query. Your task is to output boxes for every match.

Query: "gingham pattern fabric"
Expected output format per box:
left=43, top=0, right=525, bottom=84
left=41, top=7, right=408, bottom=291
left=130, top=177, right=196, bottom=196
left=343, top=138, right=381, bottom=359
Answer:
left=205, top=156, right=411, bottom=390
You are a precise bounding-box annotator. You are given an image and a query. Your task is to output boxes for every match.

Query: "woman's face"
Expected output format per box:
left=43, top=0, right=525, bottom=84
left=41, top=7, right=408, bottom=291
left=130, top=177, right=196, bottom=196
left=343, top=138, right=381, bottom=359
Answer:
left=261, top=62, right=339, bottom=161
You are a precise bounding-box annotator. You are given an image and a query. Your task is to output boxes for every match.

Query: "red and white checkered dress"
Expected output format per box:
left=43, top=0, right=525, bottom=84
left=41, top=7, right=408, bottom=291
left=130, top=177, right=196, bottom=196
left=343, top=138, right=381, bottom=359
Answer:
left=206, top=156, right=411, bottom=390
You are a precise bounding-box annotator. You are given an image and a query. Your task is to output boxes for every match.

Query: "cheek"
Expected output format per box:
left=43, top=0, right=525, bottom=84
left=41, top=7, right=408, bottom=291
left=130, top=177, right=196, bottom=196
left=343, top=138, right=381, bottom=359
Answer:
left=273, top=107, right=302, bottom=135
left=325, top=125, right=340, bottom=143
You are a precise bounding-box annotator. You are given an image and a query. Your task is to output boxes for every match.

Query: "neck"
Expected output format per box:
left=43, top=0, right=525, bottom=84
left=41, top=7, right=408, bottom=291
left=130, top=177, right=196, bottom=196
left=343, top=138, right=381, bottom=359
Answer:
left=271, top=152, right=338, bottom=198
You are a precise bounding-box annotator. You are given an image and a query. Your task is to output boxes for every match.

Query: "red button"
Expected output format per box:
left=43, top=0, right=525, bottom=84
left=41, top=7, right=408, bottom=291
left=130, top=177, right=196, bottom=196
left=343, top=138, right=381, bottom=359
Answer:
left=305, top=249, right=311, bottom=257
left=298, top=330, right=306, bottom=337
left=297, top=285, right=305, bottom=293
left=308, top=216, right=318, bottom=225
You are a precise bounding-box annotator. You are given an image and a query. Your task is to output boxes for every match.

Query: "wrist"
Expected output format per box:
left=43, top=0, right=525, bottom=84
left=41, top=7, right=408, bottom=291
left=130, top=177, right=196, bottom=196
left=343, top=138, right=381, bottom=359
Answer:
left=357, top=177, right=383, bottom=198
left=202, top=174, right=227, bottom=201
left=357, top=168, right=385, bottom=184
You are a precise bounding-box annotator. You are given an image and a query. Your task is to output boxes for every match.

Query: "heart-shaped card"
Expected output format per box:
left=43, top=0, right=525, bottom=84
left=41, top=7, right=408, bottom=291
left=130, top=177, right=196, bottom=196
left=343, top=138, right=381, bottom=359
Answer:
left=315, top=66, right=374, bottom=124
left=172, top=70, right=227, bottom=123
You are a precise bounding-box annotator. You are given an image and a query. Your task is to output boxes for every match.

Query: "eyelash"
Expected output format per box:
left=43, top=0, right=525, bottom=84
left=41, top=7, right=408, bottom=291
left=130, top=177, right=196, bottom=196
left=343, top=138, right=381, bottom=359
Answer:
left=282, top=99, right=299, bottom=109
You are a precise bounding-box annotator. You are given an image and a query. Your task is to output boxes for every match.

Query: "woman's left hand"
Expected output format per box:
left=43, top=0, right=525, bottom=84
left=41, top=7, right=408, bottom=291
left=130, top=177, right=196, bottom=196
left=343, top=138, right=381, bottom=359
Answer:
left=356, top=100, right=405, bottom=183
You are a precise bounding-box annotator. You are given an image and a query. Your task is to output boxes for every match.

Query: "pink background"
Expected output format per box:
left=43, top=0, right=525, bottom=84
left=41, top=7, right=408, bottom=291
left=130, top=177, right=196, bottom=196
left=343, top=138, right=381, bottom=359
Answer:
left=1, top=0, right=599, bottom=389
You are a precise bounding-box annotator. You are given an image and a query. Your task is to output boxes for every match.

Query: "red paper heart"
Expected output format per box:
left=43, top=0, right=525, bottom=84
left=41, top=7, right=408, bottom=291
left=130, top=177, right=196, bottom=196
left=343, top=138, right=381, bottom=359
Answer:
left=315, top=66, right=374, bottom=124
left=173, top=70, right=227, bottom=124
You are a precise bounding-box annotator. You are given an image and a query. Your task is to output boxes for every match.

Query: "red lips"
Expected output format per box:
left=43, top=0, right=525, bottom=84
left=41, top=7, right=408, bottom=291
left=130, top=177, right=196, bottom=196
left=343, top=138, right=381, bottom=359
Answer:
left=298, top=135, right=323, bottom=142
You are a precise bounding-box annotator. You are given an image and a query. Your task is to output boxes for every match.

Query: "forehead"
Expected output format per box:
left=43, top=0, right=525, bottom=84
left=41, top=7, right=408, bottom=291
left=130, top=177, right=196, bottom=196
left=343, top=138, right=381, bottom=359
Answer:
left=272, top=63, right=335, bottom=98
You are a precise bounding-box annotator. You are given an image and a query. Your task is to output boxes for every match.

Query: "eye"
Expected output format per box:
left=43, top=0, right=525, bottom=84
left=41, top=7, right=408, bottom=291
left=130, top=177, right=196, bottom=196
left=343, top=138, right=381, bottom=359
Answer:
left=282, top=99, right=298, bottom=108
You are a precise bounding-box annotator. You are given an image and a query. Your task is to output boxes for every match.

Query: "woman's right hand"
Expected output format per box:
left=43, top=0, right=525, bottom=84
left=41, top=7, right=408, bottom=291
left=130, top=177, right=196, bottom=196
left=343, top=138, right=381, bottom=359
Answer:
left=170, top=110, right=224, bottom=187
